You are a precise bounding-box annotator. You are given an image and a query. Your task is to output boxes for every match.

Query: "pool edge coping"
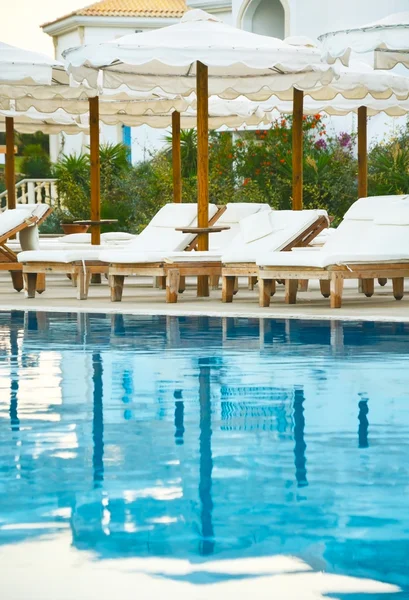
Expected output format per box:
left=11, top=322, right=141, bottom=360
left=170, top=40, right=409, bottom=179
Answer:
left=1, top=305, right=409, bottom=323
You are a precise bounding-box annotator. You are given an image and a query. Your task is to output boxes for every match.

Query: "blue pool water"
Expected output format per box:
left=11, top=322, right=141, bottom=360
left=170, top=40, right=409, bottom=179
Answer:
left=0, top=311, right=409, bottom=599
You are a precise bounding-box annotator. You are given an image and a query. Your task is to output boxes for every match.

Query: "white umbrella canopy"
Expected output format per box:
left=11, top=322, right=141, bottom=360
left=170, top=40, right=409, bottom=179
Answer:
left=0, top=108, right=88, bottom=135
left=63, top=8, right=338, bottom=258
left=318, top=12, right=409, bottom=70
left=299, top=60, right=409, bottom=101
left=0, top=40, right=95, bottom=103
left=284, top=39, right=409, bottom=100
left=2, top=88, right=190, bottom=116
left=64, top=9, right=335, bottom=100
left=262, top=95, right=409, bottom=117
left=84, top=96, right=267, bottom=128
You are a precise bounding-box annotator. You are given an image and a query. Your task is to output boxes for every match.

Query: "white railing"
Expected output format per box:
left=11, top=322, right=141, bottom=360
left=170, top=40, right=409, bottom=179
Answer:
left=0, top=179, right=60, bottom=212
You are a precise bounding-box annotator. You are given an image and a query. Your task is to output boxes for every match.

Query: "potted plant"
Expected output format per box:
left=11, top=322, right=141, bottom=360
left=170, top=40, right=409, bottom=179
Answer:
left=58, top=209, right=89, bottom=234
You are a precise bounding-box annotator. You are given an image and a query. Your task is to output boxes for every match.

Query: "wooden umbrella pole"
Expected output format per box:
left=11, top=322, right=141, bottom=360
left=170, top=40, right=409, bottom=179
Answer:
left=5, top=117, right=16, bottom=210
left=358, top=106, right=368, bottom=199
left=292, top=88, right=304, bottom=211
left=172, top=111, right=182, bottom=203
left=89, top=97, right=101, bottom=246
left=197, top=60, right=209, bottom=297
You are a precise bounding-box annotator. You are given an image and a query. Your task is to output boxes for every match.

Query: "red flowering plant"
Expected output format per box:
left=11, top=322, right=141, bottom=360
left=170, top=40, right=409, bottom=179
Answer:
left=233, top=113, right=358, bottom=222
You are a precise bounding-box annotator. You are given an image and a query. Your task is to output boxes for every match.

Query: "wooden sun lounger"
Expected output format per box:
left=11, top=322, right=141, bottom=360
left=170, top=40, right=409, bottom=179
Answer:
left=108, top=213, right=329, bottom=304
left=257, top=263, right=409, bottom=309
left=20, top=205, right=227, bottom=300
left=221, top=213, right=329, bottom=303
left=0, top=206, right=52, bottom=292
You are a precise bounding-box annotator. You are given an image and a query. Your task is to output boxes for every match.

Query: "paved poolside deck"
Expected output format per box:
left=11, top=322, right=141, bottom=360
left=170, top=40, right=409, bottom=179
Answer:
left=0, top=273, right=408, bottom=322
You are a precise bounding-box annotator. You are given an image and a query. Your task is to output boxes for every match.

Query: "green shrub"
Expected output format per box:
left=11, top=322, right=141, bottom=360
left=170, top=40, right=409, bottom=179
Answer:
left=369, top=122, right=409, bottom=196
left=21, top=144, right=52, bottom=179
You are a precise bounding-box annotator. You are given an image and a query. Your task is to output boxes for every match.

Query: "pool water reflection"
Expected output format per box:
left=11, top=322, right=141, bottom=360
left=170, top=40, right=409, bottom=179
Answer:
left=0, top=311, right=409, bottom=598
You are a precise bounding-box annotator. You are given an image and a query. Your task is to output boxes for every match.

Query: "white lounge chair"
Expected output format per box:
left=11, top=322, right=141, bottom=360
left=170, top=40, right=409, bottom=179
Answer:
left=104, top=203, right=271, bottom=302
left=18, top=203, right=221, bottom=300
left=0, top=204, right=52, bottom=292
left=219, top=208, right=329, bottom=302
left=105, top=206, right=328, bottom=303
left=256, top=195, right=409, bottom=308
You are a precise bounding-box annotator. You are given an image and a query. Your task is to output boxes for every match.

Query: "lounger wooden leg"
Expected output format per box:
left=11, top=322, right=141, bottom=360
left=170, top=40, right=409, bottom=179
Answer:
left=330, top=274, right=344, bottom=308
left=109, top=275, right=125, bottom=302
left=210, top=275, right=219, bottom=291
left=259, top=279, right=272, bottom=307
left=233, top=276, right=239, bottom=295
left=179, top=276, right=186, bottom=293
left=285, top=279, right=298, bottom=304
left=320, top=280, right=331, bottom=298
left=392, top=277, right=404, bottom=301
left=77, top=271, right=91, bottom=300
left=36, top=273, right=46, bottom=294
left=24, top=273, right=37, bottom=299
left=249, top=276, right=257, bottom=291
left=222, top=276, right=235, bottom=303
left=378, top=278, right=387, bottom=287
left=158, top=276, right=167, bottom=290
left=71, top=273, right=78, bottom=287
left=298, top=279, right=309, bottom=292
left=362, top=278, right=374, bottom=298
left=10, top=271, right=23, bottom=292
left=197, top=275, right=209, bottom=297
left=166, top=269, right=180, bottom=303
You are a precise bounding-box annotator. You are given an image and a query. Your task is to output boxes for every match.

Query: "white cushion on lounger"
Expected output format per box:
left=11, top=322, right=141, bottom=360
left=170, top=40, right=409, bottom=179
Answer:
left=374, top=203, right=409, bottom=226
left=58, top=233, right=91, bottom=244
left=102, top=232, right=135, bottom=242
left=223, top=210, right=328, bottom=263
left=31, top=204, right=50, bottom=220
left=209, top=203, right=270, bottom=250
left=257, top=251, right=328, bottom=268
left=127, top=228, right=197, bottom=252
left=240, top=209, right=274, bottom=243
left=219, top=203, right=270, bottom=223
left=99, top=250, right=166, bottom=264
left=126, top=203, right=218, bottom=253
left=149, top=203, right=199, bottom=228
left=344, top=195, right=409, bottom=221
left=55, top=232, right=134, bottom=245
left=0, top=209, right=33, bottom=238
left=165, top=251, right=222, bottom=263
left=18, top=249, right=102, bottom=263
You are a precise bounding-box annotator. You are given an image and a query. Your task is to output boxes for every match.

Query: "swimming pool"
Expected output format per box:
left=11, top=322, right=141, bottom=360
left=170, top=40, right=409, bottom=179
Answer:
left=0, top=311, right=408, bottom=599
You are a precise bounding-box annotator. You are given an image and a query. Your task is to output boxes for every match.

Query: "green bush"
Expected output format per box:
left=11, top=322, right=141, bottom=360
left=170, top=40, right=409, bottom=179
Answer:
left=369, top=121, right=409, bottom=196
left=21, top=144, right=52, bottom=179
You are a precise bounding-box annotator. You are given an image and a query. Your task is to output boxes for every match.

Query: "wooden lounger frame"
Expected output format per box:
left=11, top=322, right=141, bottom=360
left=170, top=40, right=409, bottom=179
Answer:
left=0, top=206, right=53, bottom=292
left=20, top=205, right=227, bottom=300
left=22, top=261, right=108, bottom=300
left=257, top=263, right=409, bottom=309
left=109, top=260, right=221, bottom=303
left=221, top=214, right=329, bottom=303
left=108, top=214, right=329, bottom=304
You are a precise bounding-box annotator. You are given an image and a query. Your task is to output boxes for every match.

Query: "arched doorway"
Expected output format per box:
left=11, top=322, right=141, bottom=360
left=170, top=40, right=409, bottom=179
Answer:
left=240, top=0, right=287, bottom=39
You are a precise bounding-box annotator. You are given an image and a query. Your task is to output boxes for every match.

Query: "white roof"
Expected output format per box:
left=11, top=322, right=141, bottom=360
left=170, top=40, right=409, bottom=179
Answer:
left=64, top=9, right=335, bottom=100
left=318, top=11, right=409, bottom=70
